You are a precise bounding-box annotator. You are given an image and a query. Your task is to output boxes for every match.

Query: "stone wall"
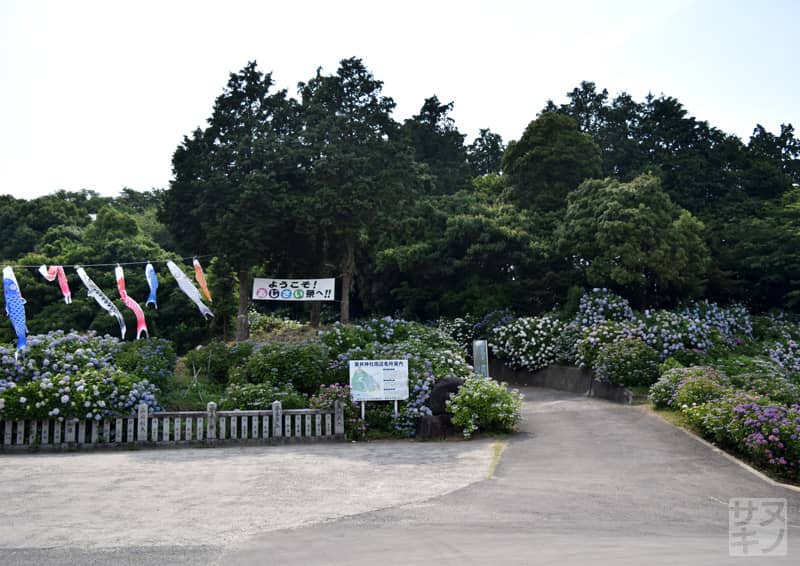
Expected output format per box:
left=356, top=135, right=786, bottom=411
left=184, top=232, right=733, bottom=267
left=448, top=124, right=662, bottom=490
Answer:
left=488, top=359, right=632, bottom=404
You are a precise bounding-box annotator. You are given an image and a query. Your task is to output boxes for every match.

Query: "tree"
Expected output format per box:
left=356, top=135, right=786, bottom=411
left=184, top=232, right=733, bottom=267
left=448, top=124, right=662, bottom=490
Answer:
left=748, top=124, right=800, bottom=184
left=502, top=112, right=602, bottom=212
left=707, top=192, right=800, bottom=310
left=299, top=57, right=419, bottom=322
left=467, top=128, right=505, bottom=177
left=161, top=61, right=302, bottom=340
left=544, top=82, right=646, bottom=180
left=401, top=96, right=471, bottom=195
left=558, top=174, right=709, bottom=307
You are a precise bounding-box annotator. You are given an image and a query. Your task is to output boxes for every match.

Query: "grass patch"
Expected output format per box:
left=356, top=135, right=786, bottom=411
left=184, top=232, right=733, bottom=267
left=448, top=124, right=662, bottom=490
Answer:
left=648, top=406, right=704, bottom=436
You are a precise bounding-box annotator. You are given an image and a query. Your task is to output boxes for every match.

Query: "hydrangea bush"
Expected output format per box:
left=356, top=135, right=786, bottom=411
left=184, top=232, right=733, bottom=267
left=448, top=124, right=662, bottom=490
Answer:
left=115, top=338, right=176, bottom=389
left=221, top=382, right=306, bottom=410
left=648, top=366, right=727, bottom=409
left=0, top=367, right=161, bottom=420
left=230, top=342, right=331, bottom=395
left=578, top=288, right=634, bottom=327
left=594, top=338, right=659, bottom=387
left=672, top=373, right=731, bottom=409
left=768, top=338, right=800, bottom=376
left=575, top=320, right=643, bottom=368
left=437, top=315, right=479, bottom=355
left=321, top=317, right=413, bottom=358
left=472, top=309, right=516, bottom=340
left=678, top=301, right=752, bottom=344
left=490, top=315, right=565, bottom=371
left=0, top=331, right=164, bottom=420
left=446, top=377, right=523, bottom=438
left=309, top=384, right=363, bottom=439
left=685, top=397, right=800, bottom=481
left=0, top=330, right=120, bottom=383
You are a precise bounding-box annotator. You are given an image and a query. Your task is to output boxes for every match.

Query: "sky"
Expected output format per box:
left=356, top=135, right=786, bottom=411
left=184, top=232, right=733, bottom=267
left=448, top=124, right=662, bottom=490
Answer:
left=1, top=0, right=798, bottom=200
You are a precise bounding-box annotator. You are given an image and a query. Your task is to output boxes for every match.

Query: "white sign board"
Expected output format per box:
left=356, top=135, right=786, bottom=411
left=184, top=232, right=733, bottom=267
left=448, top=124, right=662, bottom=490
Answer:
left=252, top=277, right=335, bottom=301
left=349, top=360, right=409, bottom=401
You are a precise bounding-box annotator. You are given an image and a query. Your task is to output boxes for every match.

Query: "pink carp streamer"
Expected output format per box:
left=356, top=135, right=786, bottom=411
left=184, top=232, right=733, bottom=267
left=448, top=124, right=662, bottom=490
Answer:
left=38, top=265, right=72, bottom=304
left=115, top=265, right=148, bottom=340
left=193, top=259, right=212, bottom=303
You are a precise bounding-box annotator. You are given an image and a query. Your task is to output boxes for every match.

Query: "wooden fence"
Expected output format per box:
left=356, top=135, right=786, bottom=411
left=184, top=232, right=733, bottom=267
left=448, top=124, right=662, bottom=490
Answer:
left=0, top=400, right=344, bottom=452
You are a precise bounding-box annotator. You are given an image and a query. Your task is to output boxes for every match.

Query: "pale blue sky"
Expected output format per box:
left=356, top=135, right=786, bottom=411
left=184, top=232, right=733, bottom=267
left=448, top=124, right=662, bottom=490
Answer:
left=1, top=0, right=797, bottom=199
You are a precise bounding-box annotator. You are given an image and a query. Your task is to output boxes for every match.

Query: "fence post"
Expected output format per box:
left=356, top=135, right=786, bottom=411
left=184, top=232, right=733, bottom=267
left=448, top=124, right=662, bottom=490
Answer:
left=334, top=400, right=345, bottom=439
left=207, top=402, right=217, bottom=441
left=65, top=418, right=77, bottom=445
left=272, top=401, right=282, bottom=439
left=137, top=403, right=148, bottom=443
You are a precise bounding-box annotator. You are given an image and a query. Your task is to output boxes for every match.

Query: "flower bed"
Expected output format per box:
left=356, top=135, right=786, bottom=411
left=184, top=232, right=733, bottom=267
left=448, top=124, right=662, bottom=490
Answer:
left=0, top=331, right=165, bottom=421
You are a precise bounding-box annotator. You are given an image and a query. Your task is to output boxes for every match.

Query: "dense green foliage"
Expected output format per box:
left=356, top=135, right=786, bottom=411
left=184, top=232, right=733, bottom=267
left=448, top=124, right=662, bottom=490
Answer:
left=1, top=64, right=799, bottom=350
left=594, top=338, right=659, bottom=387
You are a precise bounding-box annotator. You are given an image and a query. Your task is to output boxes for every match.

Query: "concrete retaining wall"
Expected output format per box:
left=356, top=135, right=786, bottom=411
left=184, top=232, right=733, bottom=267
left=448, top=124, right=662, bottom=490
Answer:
left=488, top=359, right=633, bottom=404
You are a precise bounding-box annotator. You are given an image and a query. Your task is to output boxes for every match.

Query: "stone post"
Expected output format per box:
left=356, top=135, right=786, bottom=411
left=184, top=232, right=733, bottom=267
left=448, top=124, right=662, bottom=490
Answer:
left=137, top=403, right=148, bottom=443
left=272, top=401, right=282, bottom=438
left=334, top=400, right=345, bottom=439
left=206, top=402, right=217, bottom=441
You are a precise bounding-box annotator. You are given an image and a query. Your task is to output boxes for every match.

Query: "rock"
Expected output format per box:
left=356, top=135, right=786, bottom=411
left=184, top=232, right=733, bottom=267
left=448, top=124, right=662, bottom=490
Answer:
left=415, top=414, right=460, bottom=439
left=428, top=378, right=464, bottom=415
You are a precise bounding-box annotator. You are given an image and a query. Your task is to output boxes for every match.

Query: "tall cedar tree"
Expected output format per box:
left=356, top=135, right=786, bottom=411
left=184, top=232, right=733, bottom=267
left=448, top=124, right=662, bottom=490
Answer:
left=161, top=62, right=302, bottom=340
left=299, top=58, right=418, bottom=322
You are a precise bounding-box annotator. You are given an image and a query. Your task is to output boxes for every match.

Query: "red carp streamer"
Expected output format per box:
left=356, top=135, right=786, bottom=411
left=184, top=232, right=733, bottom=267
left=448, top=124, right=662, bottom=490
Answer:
left=115, top=265, right=148, bottom=339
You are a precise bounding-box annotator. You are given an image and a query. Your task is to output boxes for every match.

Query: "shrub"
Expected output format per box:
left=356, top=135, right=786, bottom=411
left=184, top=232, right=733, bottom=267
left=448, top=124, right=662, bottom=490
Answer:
left=726, top=401, right=800, bottom=480
left=473, top=309, right=516, bottom=340
left=248, top=311, right=306, bottom=335
left=309, top=384, right=363, bottom=439
left=752, top=314, right=800, bottom=343
left=640, top=310, right=714, bottom=359
left=713, top=354, right=784, bottom=380
left=670, top=348, right=708, bottom=367
left=673, top=372, right=731, bottom=409
left=320, top=317, right=413, bottom=358
left=649, top=370, right=685, bottom=408
left=235, top=342, right=331, bottom=395
left=437, top=315, right=479, bottom=355
left=446, top=377, right=523, bottom=438
left=575, top=320, right=643, bottom=369
left=577, top=288, right=634, bottom=328
left=768, top=339, right=800, bottom=376
left=0, top=367, right=160, bottom=420
left=594, top=338, right=659, bottom=387
left=649, top=366, right=727, bottom=408
left=1, top=330, right=120, bottom=384
left=320, top=320, right=478, bottom=438
left=490, top=315, right=565, bottom=371
left=678, top=302, right=752, bottom=344
left=114, top=338, right=176, bottom=389
left=682, top=391, right=764, bottom=444
left=183, top=341, right=250, bottom=385
left=553, top=321, right=582, bottom=365
left=221, top=382, right=306, bottom=410
left=728, top=373, right=800, bottom=405
left=658, top=356, right=684, bottom=376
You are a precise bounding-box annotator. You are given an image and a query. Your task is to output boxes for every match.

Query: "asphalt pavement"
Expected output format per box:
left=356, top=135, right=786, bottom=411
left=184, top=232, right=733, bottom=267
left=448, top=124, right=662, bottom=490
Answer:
left=2, top=387, right=799, bottom=565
